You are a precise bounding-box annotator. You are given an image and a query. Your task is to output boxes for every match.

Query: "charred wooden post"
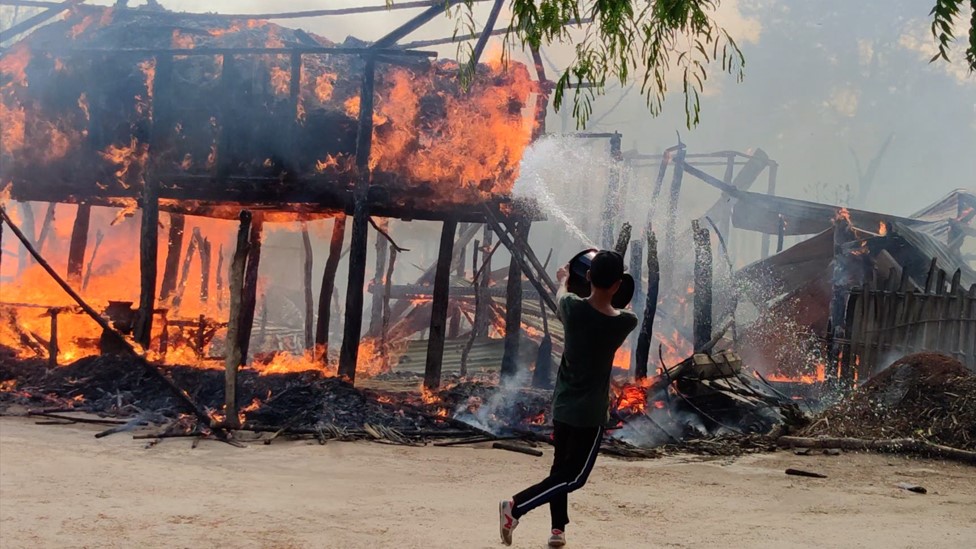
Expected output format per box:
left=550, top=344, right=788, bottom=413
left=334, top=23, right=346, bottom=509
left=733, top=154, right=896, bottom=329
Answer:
left=630, top=239, right=644, bottom=372
left=159, top=213, right=185, bottom=301
left=776, top=214, right=787, bottom=253
left=614, top=222, right=632, bottom=256
left=81, top=230, right=104, bottom=292
left=424, top=220, right=458, bottom=390
left=339, top=58, right=377, bottom=383
left=448, top=243, right=466, bottom=338
left=647, top=146, right=676, bottom=223
left=692, top=220, right=713, bottom=352
left=531, top=296, right=554, bottom=389
left=301, top=222, right=314, bottom=351
left=158, top=310, right=169, bottom=359
left=17, top=202, right=35, bottom=273
left=133, top=186, right=158, bottom=348
left=67, top=203, right=92, bottom=285
left=238, top=214, right=264, bottom=363
left=476, top=227, right=493, bottom=338
left=663, top=146, right=686, bottom=275
left=601, top=133, right=624, bottom=249
left=760, top=162, right=779, bottom=259
left=369, top=220, right=389, bottom=335
left=215, top=243, right=225, bottom=309
left=635, top=229, right=660, bottom=379
left=224, top=210, right=252, bottom=430
left=316, top=215, right=346, bottom=359
left=35, top=202, right=56, bottom=255
left=199, top=236, right=212, bottom=303
left=381, top=245, right=397, bottom=359
left=830, top=216, right=857, bottom=380
left=172, top=228, right=200, bottom=310
left=47, top=308, right=59, bottom=368
left=501, top=220, right=530, bottom=380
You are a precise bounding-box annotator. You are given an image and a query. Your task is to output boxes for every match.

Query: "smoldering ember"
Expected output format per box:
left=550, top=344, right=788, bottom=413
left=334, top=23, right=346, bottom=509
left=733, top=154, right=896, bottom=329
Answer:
left=1, top=2, right=975, bottom=548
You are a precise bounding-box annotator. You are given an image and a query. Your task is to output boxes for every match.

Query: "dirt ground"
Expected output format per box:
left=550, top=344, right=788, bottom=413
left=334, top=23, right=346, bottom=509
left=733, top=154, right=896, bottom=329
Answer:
left=1, top=417, right=975, bottom=549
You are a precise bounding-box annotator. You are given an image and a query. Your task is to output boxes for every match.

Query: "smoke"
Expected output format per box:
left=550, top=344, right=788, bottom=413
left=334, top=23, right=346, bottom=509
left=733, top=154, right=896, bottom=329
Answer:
left=452, top=369, right=537, bottom=435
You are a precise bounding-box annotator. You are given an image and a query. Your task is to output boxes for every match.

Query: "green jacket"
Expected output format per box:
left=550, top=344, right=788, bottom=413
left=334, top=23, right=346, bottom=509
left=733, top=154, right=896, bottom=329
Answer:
left=552, top=294, right=638, bottom=427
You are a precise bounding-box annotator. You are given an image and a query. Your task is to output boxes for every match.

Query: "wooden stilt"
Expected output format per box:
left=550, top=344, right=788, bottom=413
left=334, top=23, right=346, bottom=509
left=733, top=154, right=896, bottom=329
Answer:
left=630, top=239, right=644, bottom=374
left=199, top=236, right=211, bottom=304
left=692, top=221, right=713, bottom=352
left=663, top=146, right=686, bottom=277
left=760, top=162, right=778, bottom=259
left=830, top=217, right=857, bottom=378
left=17, top=202, right=35, bottom=274
left=381, top=245, right=397, bottom=364
left=48, top=308, right=59, bottom=368
left=338, top=58, right=377, bottom=384
left=224, top=211, right=252, bottom=430
left=238, top=214, right=264, bottom=364
left=160, top=213, right=185, bottom=301
left=315, top=215, right=346, bottom=360
left=501, top=220, right=530, bottom=380
left=133, top=187, right=158, bottom=348
left=635, top=229, right=660, bottom=379
left=35, top=202, right=56, bottom=255
left=171, top=228, right=200, bottom=310
left=216, top=243, right=225, bottom=309
left=67, top=203, right=91, bottom=285
left=301, top=222, right=314, bottom=351
left=448, top=244, right=465, bottom=338
left=369, top=219, right=389, bottom=335
left=601, top=133, right=623, bottom=249
left=776, top=214, right=786, bottom=253
left=81, top=230, right=104, bottom=292
left=424, top=220, right=458, bottom=390
left=477, top=227, right=493, bottom=338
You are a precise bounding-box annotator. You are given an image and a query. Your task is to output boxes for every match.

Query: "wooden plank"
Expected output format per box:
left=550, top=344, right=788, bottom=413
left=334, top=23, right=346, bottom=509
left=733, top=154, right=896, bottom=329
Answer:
left=424, top=220, right=458, bottom=390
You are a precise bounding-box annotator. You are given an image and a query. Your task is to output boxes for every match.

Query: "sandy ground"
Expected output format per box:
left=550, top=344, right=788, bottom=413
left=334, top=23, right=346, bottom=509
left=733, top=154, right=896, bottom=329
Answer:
left=1, top=417, right=975, bottom=549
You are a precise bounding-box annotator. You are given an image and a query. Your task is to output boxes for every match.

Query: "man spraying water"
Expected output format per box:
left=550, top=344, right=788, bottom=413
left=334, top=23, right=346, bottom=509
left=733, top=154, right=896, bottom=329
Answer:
left=499, top=250, right=638, bottom=547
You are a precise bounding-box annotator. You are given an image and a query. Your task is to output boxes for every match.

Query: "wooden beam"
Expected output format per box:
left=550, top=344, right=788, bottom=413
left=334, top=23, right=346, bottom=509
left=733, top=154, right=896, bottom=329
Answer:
left=338, top=58, right=377, bottom=383
left=0, top=0, right=84, bottom=43
left=471, top=0, right=505, bottom=65
left=66, top=203, right=91, bottom=285
left=424, top=220, right=458, bottom=390
left=371, top=4, right=447, bottom=49
left=223, top=211, right=252, bottom=430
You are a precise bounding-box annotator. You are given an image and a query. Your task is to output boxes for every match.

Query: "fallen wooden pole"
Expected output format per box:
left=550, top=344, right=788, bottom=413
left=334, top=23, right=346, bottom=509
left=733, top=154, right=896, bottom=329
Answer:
left=493, top=441, right=543, bottom=457
left=778, top=436, right=976, bottom=464
left=482, top=206, right=557, bottom=314
left=0, top=206, right=217, bottom=432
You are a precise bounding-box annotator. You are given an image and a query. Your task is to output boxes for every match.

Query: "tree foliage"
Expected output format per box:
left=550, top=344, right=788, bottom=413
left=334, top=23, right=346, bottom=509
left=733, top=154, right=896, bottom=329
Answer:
left=441, top=1, right=975, bottom=129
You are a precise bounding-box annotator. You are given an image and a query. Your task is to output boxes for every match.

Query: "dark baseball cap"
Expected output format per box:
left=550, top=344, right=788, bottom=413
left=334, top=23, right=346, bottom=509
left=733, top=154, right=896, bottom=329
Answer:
left=589, top=250, right=625, bottom=289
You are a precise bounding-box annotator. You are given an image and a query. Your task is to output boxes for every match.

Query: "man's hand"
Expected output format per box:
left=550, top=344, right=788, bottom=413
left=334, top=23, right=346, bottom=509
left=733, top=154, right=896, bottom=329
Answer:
left=556, top=264, right=569, bottom=284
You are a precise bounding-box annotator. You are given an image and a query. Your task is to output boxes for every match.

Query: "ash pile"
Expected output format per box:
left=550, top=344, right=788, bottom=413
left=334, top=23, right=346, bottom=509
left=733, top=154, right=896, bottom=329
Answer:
left=799, top=353, right=976, bottom=452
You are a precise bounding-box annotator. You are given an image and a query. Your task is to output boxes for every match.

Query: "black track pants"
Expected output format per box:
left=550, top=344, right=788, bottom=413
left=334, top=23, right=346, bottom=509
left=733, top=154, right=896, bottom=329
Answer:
left=511, top=420, right=603, bottom=530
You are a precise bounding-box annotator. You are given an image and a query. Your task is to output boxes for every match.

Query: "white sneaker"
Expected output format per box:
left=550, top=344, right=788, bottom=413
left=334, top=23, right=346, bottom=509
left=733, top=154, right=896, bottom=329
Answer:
left=499, top=500, right=519, bottom=546
left=548, top=528, right=566, bottom=547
